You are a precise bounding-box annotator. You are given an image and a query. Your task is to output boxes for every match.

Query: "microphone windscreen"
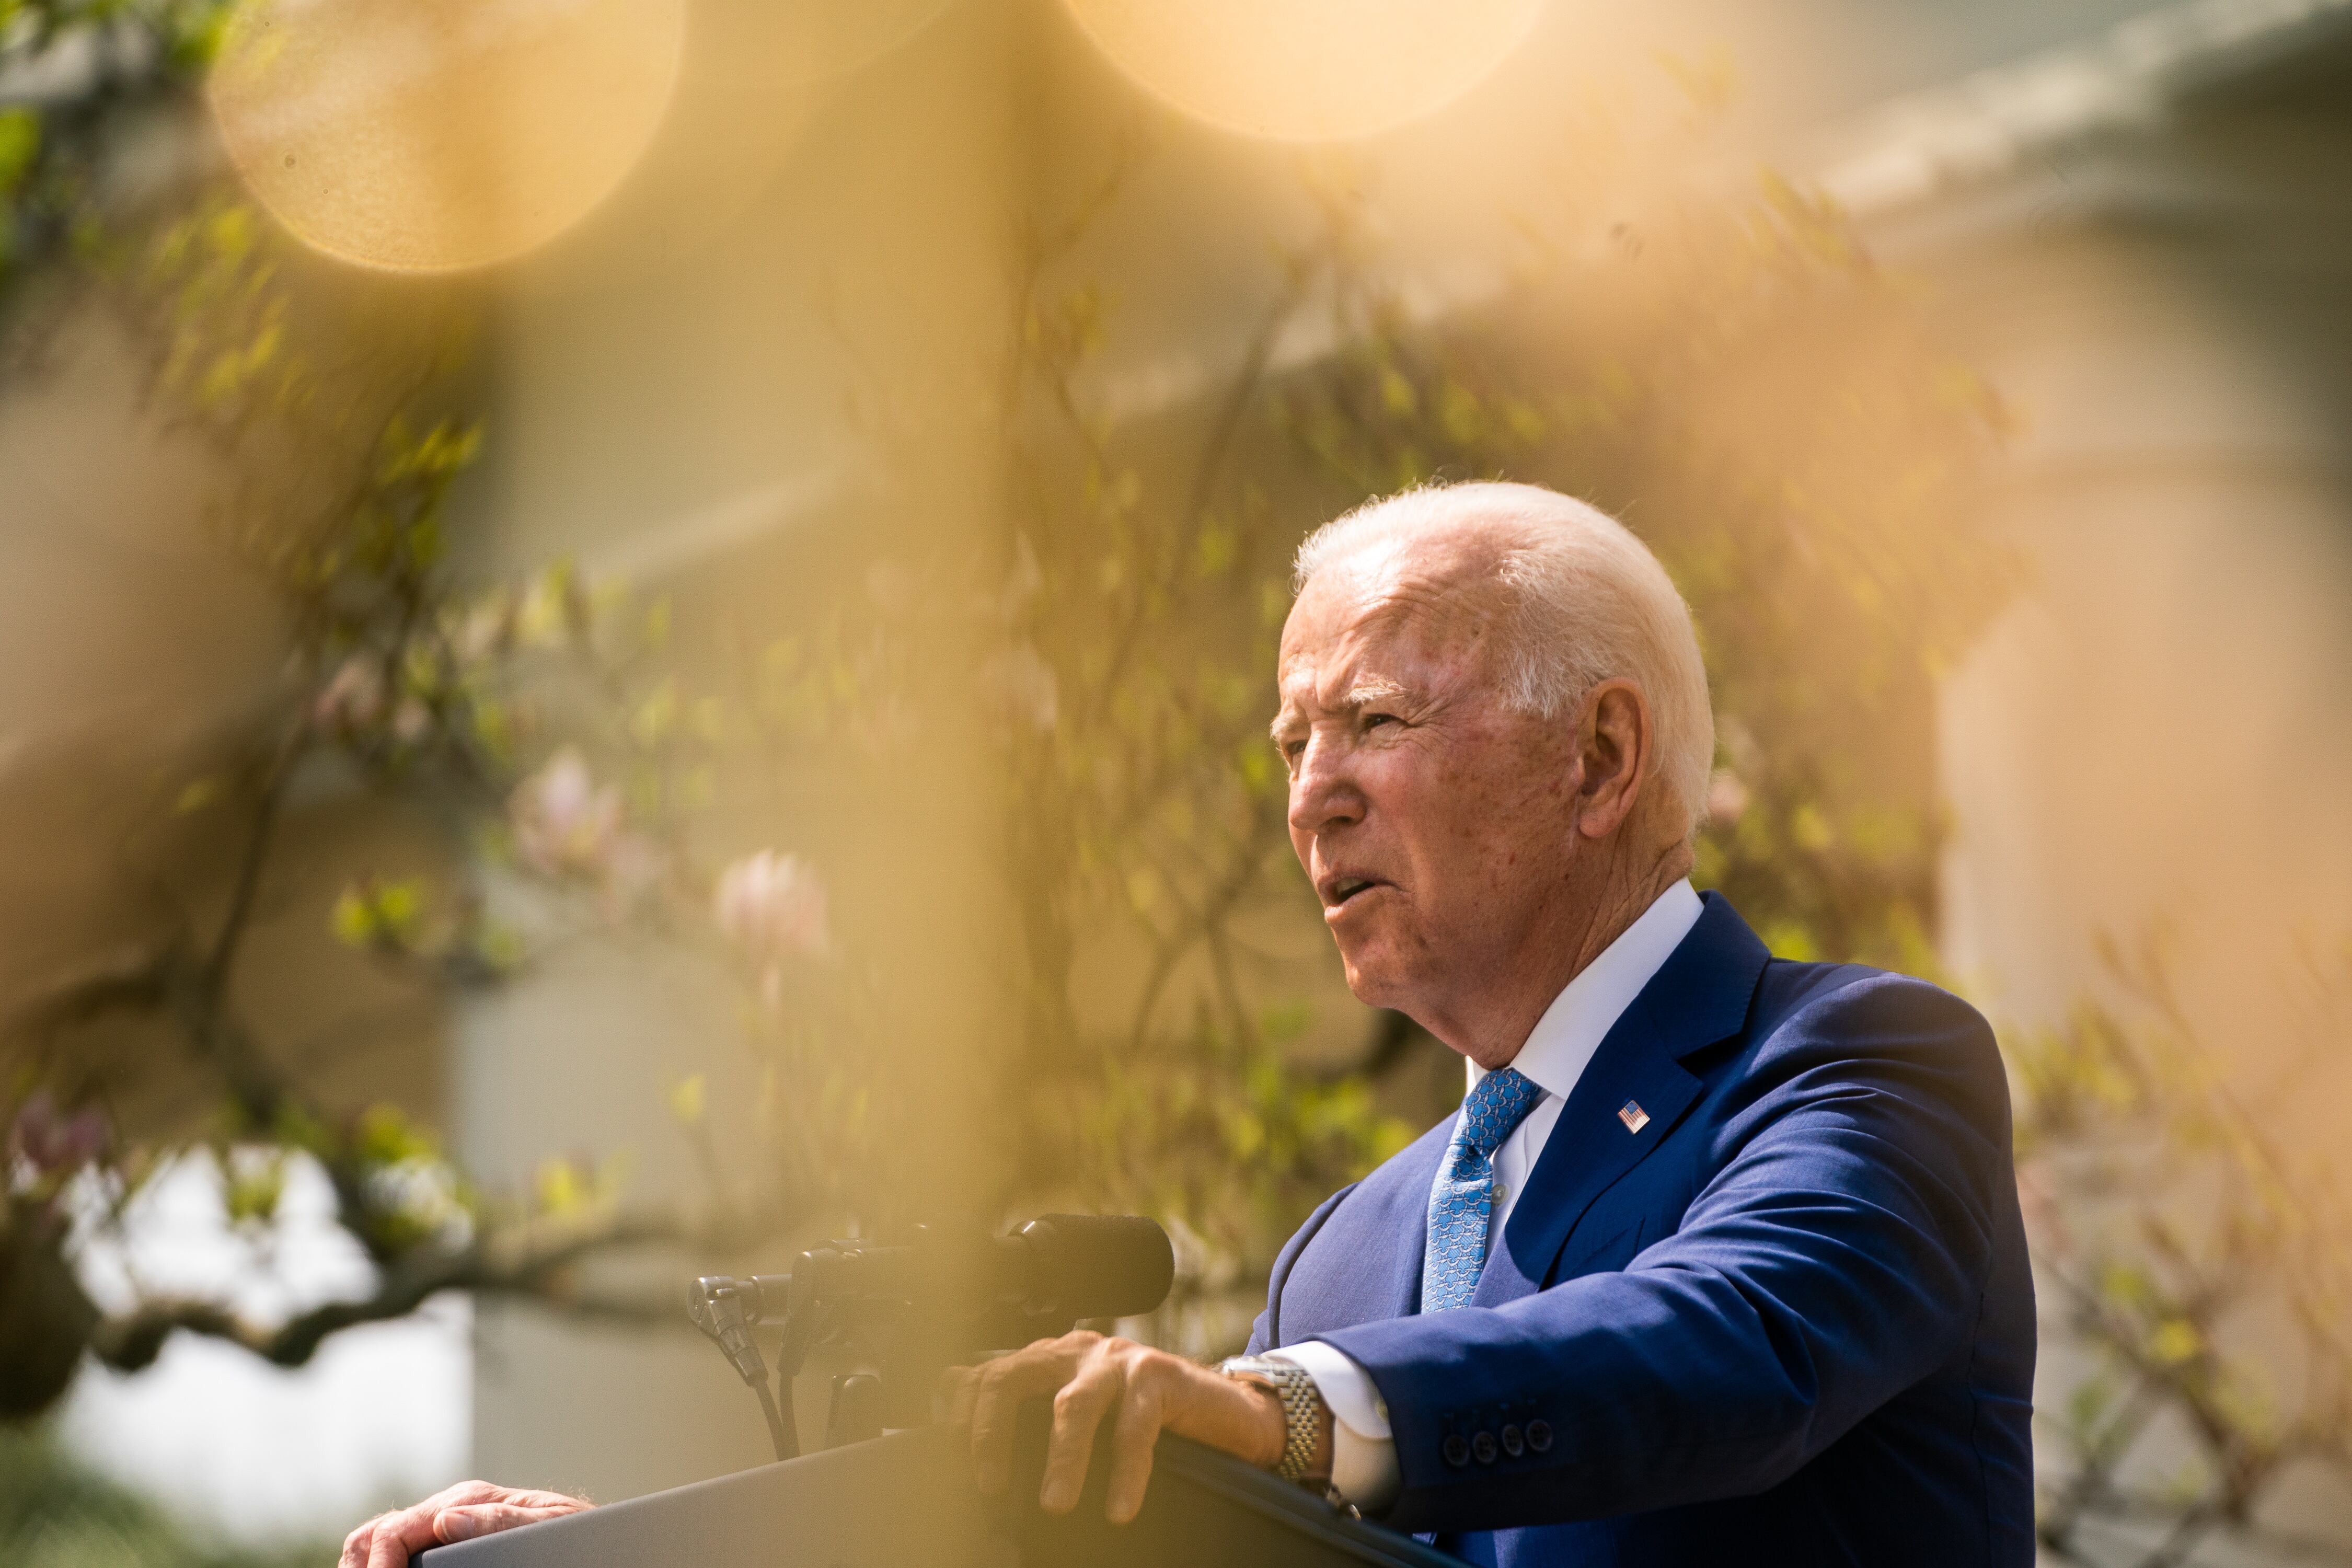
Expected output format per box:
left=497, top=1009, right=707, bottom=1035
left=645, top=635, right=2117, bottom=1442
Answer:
left=1021, top=1214, right=1174, bottom=1320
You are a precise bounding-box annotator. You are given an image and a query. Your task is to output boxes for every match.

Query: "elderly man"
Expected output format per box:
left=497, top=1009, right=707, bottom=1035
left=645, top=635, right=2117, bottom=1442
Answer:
left=343, top=482, right=2034, bottom=1568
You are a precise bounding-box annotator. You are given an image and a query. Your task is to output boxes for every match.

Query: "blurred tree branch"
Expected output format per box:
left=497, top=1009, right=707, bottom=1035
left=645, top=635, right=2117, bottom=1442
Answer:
left=2016, top=932, right=2352, bottom=1566
left=3, top=0, right=832, bottom=1413
left=85, top=1200, right=733, bottom=1375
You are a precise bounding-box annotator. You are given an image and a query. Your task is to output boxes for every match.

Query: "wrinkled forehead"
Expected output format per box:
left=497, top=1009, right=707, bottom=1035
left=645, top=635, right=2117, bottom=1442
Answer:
left=1279, top=533, right=1515, bottom=719
left=1278, top=527, right=1515, bottom=692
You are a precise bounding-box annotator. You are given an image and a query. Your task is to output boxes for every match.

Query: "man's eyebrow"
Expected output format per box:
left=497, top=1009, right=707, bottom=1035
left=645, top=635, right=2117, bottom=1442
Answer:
left=1267, top=676, right=1416, bottom=743
left=1344, top=676, right=1412, bottom=710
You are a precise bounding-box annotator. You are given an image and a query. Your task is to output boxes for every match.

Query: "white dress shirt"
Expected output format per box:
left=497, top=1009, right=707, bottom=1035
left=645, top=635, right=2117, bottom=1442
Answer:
left=1266, top=880, right=1705, bottom=1511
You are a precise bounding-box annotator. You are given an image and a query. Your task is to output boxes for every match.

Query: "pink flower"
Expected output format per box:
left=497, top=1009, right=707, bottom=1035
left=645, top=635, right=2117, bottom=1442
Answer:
left=449, top=594, right=514, bottom=664
left=1706, top=770, right=1751, bottom=826
left=510, top=747, right=622, bottom=877
left=983, top=642, right=1059, bottom=734
left=602, top=831, right=672, bottom=920
left=9, top=1091, right=108, bottom=1178
left=312, top=656, right=385, bottom=733
left=391, top=697, right=433, bottom=744
left=714, top=851, right=831, bottom=985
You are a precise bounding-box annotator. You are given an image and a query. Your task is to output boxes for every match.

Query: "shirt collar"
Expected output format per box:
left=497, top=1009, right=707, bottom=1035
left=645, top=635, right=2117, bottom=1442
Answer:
left=1468, top=879, right=1706, bottom=1103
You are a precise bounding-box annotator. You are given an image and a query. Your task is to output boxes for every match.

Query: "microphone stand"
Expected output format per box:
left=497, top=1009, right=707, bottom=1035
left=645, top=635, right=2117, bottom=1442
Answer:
left=688, top=1228, right=1086, bottom=1464
left=684, top=1272, right=799, bottom=1461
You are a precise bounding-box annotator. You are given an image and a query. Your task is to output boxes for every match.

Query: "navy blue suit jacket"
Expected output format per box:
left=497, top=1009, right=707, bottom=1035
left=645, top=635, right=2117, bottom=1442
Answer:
left=1246, top=895, right=2035, bottom=1566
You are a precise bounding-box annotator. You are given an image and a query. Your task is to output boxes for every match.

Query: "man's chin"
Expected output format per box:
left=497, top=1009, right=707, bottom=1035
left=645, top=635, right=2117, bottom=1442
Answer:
left=1336, top=945, right=1412, bottom=1013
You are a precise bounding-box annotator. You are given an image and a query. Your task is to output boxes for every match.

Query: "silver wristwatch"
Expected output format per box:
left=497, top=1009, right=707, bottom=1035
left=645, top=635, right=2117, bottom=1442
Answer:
left=1219, top=1355, right=1324, bottom=1483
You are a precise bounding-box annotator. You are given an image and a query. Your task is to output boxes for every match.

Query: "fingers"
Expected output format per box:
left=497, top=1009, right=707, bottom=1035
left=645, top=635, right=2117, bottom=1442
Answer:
left=1102, top=1373, right=1169, bottom=1526
left=968, top=1333, right=1093, bottom=1495
left=958, top=1334, right=1191, bottom=1522
left=366, top=1500, right=446, bottom=1568
left=341, top=1482, right=587, bottom=1568
left=480, top=1488, right=592, bottom=1512
left=1040, top=1353, right=1124, bottom=1515
left=435, top=1500, right=589, bottom=1542
left=341, top=1513, right=390, bottom=1568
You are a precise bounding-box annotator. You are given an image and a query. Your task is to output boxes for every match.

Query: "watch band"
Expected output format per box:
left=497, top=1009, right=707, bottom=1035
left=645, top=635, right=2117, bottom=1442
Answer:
left=1218, top=1355, right=1323, bottom=1483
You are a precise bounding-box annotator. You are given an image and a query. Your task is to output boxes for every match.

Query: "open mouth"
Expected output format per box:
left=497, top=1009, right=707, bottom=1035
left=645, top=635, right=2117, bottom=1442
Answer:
left=1327, top=877, right=1379, bottom=907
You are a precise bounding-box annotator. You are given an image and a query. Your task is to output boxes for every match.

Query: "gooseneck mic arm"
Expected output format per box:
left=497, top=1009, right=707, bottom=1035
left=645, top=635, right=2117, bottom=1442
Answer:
left=688, top=1215, right=1175, bottom=1463
left=684, top=1274, right=798, bottom=1461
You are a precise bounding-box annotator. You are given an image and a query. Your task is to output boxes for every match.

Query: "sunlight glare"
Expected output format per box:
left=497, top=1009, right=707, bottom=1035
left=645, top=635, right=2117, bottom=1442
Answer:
left=1060, top=0, right=1543, bottom=142
left=763, top=0, right=958, bottom=83
left=207, top=0, right=687, bottom=273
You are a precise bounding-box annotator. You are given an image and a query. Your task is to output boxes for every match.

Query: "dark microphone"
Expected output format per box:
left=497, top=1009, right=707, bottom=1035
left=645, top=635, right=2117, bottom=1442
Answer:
left=687, top=1215, right=1172, bottom=1460
left=997, top=1213, right=1176, bottom=1321
left=693, top=1213, right=1174, bottom=1331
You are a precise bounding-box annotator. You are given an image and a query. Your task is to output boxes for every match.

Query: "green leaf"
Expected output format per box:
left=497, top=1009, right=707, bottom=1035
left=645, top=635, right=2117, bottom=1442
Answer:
left=472, top=921, right=526, bottom=974
left=225, top=1153, right=287, bottom=1225
left=329, top=887, right=374, bottom=948
left=330, top=877, right=429, bottom=950
left=172, top=776, right=223, bottom=815
left=0, top=108, right=40, bottom=197
left=630, top=680, right=679, bottom=748
left=2148, top=1319, right=2201, bottom=1365
left=352, top=1103, right=437, bottom=1167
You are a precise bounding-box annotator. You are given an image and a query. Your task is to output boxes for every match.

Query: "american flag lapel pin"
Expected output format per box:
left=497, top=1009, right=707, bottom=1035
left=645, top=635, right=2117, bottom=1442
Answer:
left=1617, top=1100, right=1651, bottom=1134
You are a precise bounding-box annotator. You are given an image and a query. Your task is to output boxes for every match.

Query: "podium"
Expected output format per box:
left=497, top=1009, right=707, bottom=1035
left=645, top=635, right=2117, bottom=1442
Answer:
left=419, top=1406, right=1467, bottom=1567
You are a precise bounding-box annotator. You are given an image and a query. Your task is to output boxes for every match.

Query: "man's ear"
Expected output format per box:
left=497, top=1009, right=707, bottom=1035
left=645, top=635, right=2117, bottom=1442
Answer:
left=1573, top=679, right=1653, bottom=841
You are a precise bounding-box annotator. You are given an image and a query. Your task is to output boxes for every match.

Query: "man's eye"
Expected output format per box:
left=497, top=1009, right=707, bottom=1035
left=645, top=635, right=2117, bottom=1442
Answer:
left=1364, top=712, right=1399, bottom=731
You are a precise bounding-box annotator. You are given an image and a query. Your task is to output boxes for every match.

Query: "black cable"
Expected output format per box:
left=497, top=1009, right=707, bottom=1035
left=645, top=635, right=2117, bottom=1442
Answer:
left=755, top=1375, right=798, bottom=1463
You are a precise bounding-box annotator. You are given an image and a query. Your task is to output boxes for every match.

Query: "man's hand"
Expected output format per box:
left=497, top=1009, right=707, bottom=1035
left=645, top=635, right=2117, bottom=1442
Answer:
left=946, top=1330, right=1325, bottom=1525
left=338, top=1480, right=592, bottom=1568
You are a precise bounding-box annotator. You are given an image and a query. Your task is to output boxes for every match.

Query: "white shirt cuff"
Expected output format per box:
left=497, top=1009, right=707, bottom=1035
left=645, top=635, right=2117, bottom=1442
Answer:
left=1263, top=1341, right=1400, bottom=1514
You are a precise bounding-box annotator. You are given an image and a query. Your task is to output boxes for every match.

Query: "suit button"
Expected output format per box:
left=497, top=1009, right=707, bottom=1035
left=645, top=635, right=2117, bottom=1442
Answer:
left=1526, top=1419, right=1553, bottom=1454
left=1472, top=1431, right=1499, bottom=1465
left=1442, top=1434, right=1471, bottom=1468
left=1500, top=1424, right=1525, bottom=1458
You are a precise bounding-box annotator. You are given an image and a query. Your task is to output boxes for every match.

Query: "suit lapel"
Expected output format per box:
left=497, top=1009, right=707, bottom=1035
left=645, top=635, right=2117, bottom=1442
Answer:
left=1276, top=1115, right=1451, bottom=1342
left=1473, top=894, right=1771, bottom=1307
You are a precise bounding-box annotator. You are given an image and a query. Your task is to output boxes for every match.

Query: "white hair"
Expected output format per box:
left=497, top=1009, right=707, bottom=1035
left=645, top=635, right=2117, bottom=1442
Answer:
left=1292, top=481, right=1716, bottom=838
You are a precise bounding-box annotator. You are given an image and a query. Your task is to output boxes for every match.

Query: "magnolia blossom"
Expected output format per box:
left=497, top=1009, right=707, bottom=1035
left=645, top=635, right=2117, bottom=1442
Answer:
left=9, top=1091, right=107, bottom=1180
left=1707, top=770, right=1751, bottom=826
left=312, top=656, right=385, bottom=733
left=714, top=851, right=830, bottom=1000
left=983, top=642, right=1059, bottom=734
left=602, top=830, right=672, bottom=920
left=449, top=593, right=515, bottom=664
left=391, top=697, right=433, bottom=745
left=510, top=747, right=622, bottom=877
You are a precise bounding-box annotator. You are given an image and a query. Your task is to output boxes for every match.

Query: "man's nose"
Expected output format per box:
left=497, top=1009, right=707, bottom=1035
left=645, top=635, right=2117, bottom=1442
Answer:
left=1287, top=736, right=1365, bottom=837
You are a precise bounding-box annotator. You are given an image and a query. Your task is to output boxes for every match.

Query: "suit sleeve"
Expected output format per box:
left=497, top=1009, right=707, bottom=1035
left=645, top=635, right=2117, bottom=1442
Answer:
left=1317, top=975, right=2016, bottom=1533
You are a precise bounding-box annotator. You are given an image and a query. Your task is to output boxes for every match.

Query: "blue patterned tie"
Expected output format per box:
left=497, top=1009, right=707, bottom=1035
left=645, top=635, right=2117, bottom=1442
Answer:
left=1421, top=1066, right=1547, bottom=1313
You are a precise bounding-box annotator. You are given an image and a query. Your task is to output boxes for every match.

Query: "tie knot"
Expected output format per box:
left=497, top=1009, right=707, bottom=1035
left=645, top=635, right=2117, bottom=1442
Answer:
left=1458, top=1066, right=1544, bottom=1158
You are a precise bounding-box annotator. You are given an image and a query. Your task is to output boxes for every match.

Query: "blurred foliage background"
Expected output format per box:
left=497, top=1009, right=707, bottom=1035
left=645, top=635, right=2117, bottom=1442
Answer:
left=1, top=1424, right=316, bottom=1568
left=4, top=1, right=2350, bottom=1565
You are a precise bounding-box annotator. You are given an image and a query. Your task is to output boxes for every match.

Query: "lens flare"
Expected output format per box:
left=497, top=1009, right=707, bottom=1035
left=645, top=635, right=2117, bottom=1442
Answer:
left=562, top=0, right=955, bottom=276
left=207, top=0, right=686, bottom=273
left=1060, top=0, right=1542, bottom=142
left=764, top=0, right=956, bottom=83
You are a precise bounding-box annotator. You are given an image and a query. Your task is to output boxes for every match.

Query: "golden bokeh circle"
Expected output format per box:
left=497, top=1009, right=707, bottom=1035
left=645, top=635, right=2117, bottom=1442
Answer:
left=1060, top=0, right=1543, bottom=142
left=207, top=0, right=687, bottom=273
left=761, top=0, right=957, bottom=84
